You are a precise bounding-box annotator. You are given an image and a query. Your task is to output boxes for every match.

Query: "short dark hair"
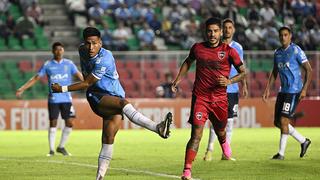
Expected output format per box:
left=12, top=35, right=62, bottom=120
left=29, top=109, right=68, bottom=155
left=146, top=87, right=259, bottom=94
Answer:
left=222, top=18, right=234, bottom=26
left=52, top=42, right=64, bottom=50
left=205, top=17, right=222, bottom=29
left=83, top=27, right=101, bottom=39
left=279, top=26, right=292, bottom=34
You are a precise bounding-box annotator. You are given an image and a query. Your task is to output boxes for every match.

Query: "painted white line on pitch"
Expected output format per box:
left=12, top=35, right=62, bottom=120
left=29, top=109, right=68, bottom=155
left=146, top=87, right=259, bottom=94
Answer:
left=0, top=158, right=200, bottom=180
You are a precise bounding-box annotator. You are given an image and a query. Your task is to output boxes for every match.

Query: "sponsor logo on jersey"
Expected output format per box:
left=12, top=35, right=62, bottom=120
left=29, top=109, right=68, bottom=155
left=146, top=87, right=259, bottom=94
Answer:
left=50, top=74, right=69, bottom=80
left=278, top=62, right=290, bottom=69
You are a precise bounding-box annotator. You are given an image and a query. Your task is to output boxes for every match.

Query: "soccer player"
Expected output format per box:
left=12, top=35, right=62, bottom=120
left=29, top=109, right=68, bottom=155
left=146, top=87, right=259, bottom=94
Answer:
left=171, top=17, right=246, bottom=180
left=16, top=42, right=84, bottom=156
left=51, top=27, right=172, bottom=180
left=262, top=26, right=312, bottom=160
left=203, top=18, right=248, bottom=161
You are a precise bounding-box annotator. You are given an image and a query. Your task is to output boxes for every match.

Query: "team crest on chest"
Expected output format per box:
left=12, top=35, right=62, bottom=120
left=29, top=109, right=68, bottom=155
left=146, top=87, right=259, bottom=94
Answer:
left=218, top=51, right=226, bottom=60
left=196, top=112, right=202, bottom=120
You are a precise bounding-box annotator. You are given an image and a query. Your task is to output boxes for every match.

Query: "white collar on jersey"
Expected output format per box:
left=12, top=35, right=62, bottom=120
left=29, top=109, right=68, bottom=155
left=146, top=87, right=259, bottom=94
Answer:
left=52, top=58, right=64, bottom=64
left=282, top=42, right=292, bottom=51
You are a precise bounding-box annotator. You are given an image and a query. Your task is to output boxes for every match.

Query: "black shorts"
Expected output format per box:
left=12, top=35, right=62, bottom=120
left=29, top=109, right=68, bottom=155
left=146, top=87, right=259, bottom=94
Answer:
left=227, top=93, right=239, bottom=118
left=86, top=91, right=124, bottom=119
left=48, top=102, right=76, bottom=121
left=274, top=92, right=300, bottom=122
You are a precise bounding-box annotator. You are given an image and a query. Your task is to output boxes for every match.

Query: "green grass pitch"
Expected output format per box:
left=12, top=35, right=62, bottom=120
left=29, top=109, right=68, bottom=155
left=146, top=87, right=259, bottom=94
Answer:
left=0, top=128, right=319, bottom=180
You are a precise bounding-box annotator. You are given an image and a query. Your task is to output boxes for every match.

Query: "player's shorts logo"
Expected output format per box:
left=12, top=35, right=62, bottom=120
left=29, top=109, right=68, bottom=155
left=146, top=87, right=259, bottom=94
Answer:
left=218, top=51, right=226, bottom=60
left=196, top=112, right=202, bottom=120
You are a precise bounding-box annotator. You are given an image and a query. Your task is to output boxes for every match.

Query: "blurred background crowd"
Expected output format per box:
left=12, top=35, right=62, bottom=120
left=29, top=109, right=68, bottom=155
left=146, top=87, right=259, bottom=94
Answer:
left=1, top=0, right=320, bottom=51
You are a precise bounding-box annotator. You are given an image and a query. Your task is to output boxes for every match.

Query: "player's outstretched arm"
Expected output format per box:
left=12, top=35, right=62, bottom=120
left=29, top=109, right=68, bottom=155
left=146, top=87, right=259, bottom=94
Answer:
left=172, top=57, right=194, bottom=92
left=300, top=61, right=312, bottom=100
left=52, top=73, right=98, bottom=93
left=262, top=67, right=278, bottom=102
left=16, top=74, right=40, bottom=98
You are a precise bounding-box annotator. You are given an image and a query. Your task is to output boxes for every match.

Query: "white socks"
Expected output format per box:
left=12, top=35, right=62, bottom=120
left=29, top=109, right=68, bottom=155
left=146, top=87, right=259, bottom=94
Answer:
left=288, top=124, right=306, bottom=144
left=278, top=124, right=306, bottom=156
left=226, top=118, right=234, bottom=143
left=48, top=127, right=57, bottom=151
left=207, top=124, right=216, bottom=152
left=206, top=118, right=234, bottom=152
left=96, top=144, right=113, bottom=180
left=279, top=134, right=288, bottom=156
left=58, top=127, right=72, bottom=148
left=122, top=104, right=157, bottom=133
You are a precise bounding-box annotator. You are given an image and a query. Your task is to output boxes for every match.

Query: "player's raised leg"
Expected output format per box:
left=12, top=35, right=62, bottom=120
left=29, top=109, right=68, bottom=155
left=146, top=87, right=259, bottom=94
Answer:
left=96, top=115, right=122, bottom=180
left=288, top=124, right=311, bottom=157
left=97, top=95, right=172, bottom=138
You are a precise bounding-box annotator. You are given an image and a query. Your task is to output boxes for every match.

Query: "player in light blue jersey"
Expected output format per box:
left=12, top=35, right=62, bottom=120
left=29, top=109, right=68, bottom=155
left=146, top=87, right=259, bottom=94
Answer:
left=262, top=26, right=312, bottom=160
left=203, top=18, right=248, bottom=161
left=16, top=42, right=84, bottom=156
left=51, top=27, right=172, bottom=180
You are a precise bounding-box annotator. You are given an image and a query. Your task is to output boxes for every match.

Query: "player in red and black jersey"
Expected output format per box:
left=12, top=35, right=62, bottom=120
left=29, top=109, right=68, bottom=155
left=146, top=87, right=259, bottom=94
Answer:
left=172, top=17, right=246, bottom=180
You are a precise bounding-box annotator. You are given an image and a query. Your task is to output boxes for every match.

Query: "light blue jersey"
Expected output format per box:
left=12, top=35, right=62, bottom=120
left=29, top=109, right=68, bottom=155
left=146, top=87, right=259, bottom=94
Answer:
left=274, top=43, right=307, bottom=93
left=38, top=59, right=79, bottom=103
left=79, top=46, right=125, bottom=98
left=227, top=41, right=244, bottom=93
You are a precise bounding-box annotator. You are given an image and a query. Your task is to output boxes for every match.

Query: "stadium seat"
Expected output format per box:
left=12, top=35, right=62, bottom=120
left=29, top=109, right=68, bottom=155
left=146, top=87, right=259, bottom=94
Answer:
left=254, top=72, right=267, bottom=79
left=125, top=60, right=140, bottom=69
left=0, top=38, right=7, bottom=51
left=102, top=15, right=116, bottom=30
left=141, top=61, right=153, bottom=69
left=168, top=60, right=178, bottom=72
left=260, top=59, right=273, bottom=72
left=22, top=38, right=37, bottom=50
left=35, top=26, right=44, bottom=38
left=117, top=69, right=130, bottom=79
left=127, top=37, right=140, bottom=51
left=3, top=61, right=17, bottom=71
left=0, top=68, right=7, bottom=79
left=247, top=60, right=261, bottom=72
left=116, top=61, right=125, bottom=69
left=24, top=72, right=35, bottom=81
left=8, top=36, right=22, bottom=50
left=130, top=68, right=142, bottom=79
left=152, top=60, right=164, bottom=69
left=167, top=44, right=181, bottom=51
left=18, top=60, right=33, bottom=72
left=36, top=36, right=50, bottom=50
left=249, top=79, right=261, bottom=90
left=144, top=69, right=159, bottom=80
left=179, top=79, right=193, bottom=92
left=8, top=4, right=21, bottom=20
